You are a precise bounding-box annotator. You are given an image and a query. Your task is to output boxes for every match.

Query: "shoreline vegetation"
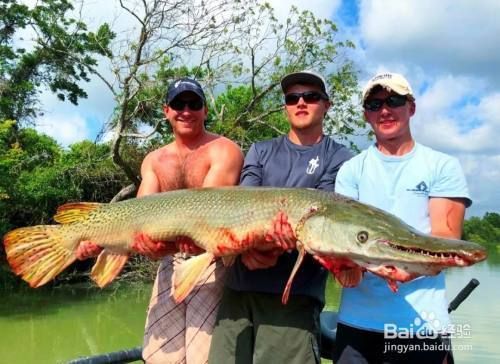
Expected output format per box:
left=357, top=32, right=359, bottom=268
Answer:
left=0, top=255, right=160, bottom=291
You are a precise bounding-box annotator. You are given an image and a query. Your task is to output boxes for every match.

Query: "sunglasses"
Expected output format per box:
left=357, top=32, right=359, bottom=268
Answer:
left=169, top=98, right=204, bottom=111
left=284, top=91, right=328, bottom=106
left=364, top=94, right=407, bottom=112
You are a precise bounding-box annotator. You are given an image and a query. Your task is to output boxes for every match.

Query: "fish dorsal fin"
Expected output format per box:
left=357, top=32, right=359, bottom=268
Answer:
left=90, top=249, right=129, bottom=288
left=172, top=252, right=215, bottom=303
left=282, top=244, right=307, bottom=304
left=54, top=202, right=103, bottom=224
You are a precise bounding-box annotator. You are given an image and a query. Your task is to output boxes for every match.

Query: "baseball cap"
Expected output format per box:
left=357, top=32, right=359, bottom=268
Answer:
left=362, top=72, right=414, bottom=102
left=165, top=78, right=206, bottom=104
left=280, top=70, right=329, bottom=96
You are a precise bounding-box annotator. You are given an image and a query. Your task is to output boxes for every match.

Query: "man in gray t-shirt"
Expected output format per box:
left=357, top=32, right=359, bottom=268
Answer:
left=208, top=70, right=352, bottom=364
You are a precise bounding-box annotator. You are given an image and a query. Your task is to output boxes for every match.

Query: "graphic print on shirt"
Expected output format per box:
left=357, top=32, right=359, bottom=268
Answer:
left=306, top=156, right=320, bottom=175
left=406, top=181, right=429, bottom=196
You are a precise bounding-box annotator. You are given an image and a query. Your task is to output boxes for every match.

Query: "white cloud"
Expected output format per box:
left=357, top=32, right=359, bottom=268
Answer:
left=36, top=114, right=91, bottom=147
left=359, top=0, right=500, bottom=77
left=412, top=76, right=500, bottom=155
left=460, top=154, right=500, bottom=217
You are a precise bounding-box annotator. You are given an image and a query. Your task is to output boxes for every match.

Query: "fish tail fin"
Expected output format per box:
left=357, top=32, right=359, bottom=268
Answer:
left=172, top=252, right=215, bottom=303
left=3, top=226, right=76, bottom=288
left=90, top=250, right=129, bottom=288
left=54, top=202, right=103, bottom=224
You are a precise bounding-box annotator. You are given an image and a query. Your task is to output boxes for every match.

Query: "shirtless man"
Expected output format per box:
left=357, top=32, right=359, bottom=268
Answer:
left=77, top=78, right=243, bottom=364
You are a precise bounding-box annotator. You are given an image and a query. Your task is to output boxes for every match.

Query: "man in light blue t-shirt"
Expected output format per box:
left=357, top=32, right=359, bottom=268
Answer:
left=333, top=72, right=471, bottom=364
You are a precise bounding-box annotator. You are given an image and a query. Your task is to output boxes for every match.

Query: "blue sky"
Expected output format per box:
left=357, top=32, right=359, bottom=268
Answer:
left=32, top=0, right=499, bottom=218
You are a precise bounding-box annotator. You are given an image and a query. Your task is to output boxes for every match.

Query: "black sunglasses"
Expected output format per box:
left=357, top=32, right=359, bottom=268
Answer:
left=284, top=91, right=328, bottom=106
left=364, top=94, right=407, bottom=112
left=169, top=98, right=204, bottom=111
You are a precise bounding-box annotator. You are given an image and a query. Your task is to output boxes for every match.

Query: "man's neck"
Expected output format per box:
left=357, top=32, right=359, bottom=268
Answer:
left=288, top=128, right=324, bottom=146
left=175, top=130, right=211, bottom=153
left=376, top=137, right=415, bottom=156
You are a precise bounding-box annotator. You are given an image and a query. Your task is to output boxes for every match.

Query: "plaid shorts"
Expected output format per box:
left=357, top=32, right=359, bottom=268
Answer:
left=143, top=254, right=226, bottom=364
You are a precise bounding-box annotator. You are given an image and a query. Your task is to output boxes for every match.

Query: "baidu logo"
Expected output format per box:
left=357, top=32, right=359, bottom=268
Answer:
left=384, top=310, right=472, bottom=340
left=384, top=310, right=443, bottom=339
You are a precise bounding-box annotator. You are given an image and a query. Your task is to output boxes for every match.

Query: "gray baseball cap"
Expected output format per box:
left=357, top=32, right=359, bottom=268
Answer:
left=280, top=70, right=328, bottom=96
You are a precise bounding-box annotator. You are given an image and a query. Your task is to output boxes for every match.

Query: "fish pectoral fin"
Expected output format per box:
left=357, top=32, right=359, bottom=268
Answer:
left=90, top=250, right=129, bottom=288
left=172, top=252, right=215, bottom=303
left=221, top=255, right=237, bottom=267
left=335, top=267, right=363, bottom=288
left=282, top=244, right=307, bottom=305
left=54, top=202, right=103, bottom=224
left=386, top=279, right=399, bottom=292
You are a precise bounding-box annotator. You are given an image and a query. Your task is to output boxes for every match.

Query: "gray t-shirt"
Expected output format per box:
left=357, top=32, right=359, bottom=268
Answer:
left=225, top=135, right=352, bottom=303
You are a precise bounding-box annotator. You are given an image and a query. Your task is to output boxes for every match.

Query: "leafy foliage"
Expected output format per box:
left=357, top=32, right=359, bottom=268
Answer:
left=463, top=212, right=500, bottom=265
left=0, top=120, right=128, bottom=235
left=0, top=120, right=132, bottom=286
left=0, top=0, right=114, bottom=122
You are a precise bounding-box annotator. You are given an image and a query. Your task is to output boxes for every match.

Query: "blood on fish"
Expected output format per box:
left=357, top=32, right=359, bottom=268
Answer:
left=315, top=256, right=358, bottom=274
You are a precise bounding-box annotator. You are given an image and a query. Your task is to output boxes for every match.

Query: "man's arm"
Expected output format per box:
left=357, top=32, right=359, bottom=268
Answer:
left=429, top=197, right=467, bottom=239
left=137, top=153, right=161, bottom=197
left=318, top=145, right=353, bottom=191
left=153, top=139, right=244, bottom=255
left=203, top=139, right=243, bottom=187
left=175, top=139, right=243, bottom=254
left=133, top=151, right=180, bottom=258
left=239, top=143, right=263, bottom=186
left=237, top=142, right=288, bottom=270
left=428, top=156, right=470, bottom=239
left=334, top=159, right=358, bottom=199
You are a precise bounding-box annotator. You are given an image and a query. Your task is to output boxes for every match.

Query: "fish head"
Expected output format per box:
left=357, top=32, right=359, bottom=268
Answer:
left=297, top=197, right=487, bottom=288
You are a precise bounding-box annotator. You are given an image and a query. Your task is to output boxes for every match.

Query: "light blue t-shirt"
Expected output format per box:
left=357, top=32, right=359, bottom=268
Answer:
left=334, top=142, right=471, bottom=333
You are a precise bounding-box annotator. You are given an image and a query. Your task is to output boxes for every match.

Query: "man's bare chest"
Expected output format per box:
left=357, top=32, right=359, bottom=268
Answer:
left=153, top=151, right=211, bottom=190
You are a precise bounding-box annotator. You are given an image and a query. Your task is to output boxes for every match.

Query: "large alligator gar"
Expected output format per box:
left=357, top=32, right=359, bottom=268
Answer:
left=3, top=187, right=486, bottom=303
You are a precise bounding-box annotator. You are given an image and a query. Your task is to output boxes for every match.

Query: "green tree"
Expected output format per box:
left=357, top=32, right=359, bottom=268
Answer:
left=0, top=0, right=114, bottom=122
left=0, top=120, right=127, bottom=235
left=463, top=212, right=500, bottom=265
left=0, top=120, right=132, bottom=286
left=103, top=3, right=363, bottom=197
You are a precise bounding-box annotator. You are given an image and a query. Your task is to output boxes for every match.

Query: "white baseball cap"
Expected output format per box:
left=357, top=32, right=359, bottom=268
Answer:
left=362, top=72, right=414, bottom=102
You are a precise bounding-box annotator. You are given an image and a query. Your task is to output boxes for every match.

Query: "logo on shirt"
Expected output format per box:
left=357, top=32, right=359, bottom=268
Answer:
left=407, top=181, right=429, bottom=195
left=306, top=156, right=320, bottom=175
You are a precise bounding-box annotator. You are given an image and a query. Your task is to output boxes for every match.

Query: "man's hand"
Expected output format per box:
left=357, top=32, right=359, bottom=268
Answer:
left=175, top=236, right=205, bottom=255
left=241, top=248, right=283, bottom=270
left=131, top=232, right=175, bottom=260
left=266, top=210, right=297, bottom=251
left=75, top=241, right=103, bottom=260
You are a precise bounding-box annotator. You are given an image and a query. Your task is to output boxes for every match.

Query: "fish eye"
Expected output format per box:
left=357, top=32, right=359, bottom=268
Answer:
left=357, top=231, right=369, bottom=243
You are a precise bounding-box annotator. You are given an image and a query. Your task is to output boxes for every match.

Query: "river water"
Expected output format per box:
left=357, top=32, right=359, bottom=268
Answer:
left=0, top=255, right=498, bottom=363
